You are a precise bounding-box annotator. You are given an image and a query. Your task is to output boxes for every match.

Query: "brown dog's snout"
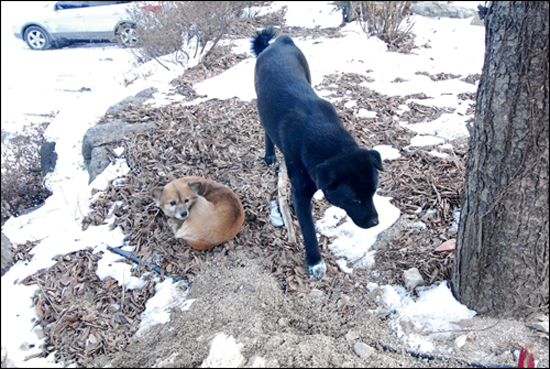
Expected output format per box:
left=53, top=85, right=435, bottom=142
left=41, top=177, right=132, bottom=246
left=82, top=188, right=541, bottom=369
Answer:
left=180, top=210, right=188, bottom=218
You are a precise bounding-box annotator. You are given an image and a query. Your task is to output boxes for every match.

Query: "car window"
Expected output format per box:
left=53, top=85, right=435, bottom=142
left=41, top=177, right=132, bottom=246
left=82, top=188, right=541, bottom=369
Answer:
left=56, top=1, right=88, bottom=10
left=87, top=1, right=132, bottom=7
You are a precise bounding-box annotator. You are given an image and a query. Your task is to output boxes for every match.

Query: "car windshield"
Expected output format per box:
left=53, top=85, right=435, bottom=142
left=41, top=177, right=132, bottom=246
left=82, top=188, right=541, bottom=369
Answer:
left=55, top=1, right=88, bottom=10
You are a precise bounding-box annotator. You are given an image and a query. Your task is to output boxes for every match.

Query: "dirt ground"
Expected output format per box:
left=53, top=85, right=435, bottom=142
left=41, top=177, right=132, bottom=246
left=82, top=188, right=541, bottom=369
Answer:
left=95, top=248, right=548, bottom=368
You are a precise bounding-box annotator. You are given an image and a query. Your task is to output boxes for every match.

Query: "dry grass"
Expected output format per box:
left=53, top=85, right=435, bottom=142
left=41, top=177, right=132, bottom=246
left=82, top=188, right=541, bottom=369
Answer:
left=1, top=122, right=52, bottom=226
left=127, top=1, right=255, bottom=65
left=348, top=1, right=417, bottom=53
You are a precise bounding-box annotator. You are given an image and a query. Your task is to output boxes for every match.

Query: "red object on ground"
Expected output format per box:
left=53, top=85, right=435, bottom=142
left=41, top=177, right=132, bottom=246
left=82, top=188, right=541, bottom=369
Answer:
left=142, top=5, right=161, bottom=13
left=517, top=344, right=535, bottom=368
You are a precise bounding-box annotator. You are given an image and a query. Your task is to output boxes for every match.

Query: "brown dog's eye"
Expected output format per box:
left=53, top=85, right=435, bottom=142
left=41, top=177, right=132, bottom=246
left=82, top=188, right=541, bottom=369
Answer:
left=184, top=199, right=189, bottom=203
left=170, top=200, right=176, bottom=206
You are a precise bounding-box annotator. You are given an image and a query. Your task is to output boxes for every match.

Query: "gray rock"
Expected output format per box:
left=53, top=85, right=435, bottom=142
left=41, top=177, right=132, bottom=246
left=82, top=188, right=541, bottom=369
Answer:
left=309, top=288, right=324, bottom=298
left=470, top=11, right=484, bottom=27
left=345, top=330, right=360, bottom=341
left=411, top=2, right=477, bottom=19
left=82, top=119, right=155, bottom=184
left=40, top=141, right=57, bottom=176
left=353, top=342, right=375, bottom=360
left=1, top=232, right=14, bottom=276
left=105, top=87, right=158, bottom=116
left=402, top=267, right=425, bottom=290
left=81, top=87, right=160, bottom=183
left=531, top=320, right=549, bottom=334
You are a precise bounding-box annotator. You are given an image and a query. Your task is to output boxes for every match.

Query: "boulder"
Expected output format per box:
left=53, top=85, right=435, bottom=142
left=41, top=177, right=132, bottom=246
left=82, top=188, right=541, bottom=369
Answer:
left=40, top=141, right=57, bottom=176
left=1, top=232, right=14, bottom=276
left=82, top=88, right=158, bottom=183
left=105, top=87, right=158, bottom=117
left=82, top=120, right=155, bottom=184
left=411, top=2, right=477, bottom=19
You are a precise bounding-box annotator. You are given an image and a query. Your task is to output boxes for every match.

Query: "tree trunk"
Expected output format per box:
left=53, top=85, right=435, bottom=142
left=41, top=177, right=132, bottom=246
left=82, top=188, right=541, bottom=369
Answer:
left=451, top=2, right=549, bottom=318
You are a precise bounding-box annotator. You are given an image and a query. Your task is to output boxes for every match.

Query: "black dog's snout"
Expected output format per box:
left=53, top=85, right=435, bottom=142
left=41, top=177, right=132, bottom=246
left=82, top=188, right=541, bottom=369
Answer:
left=366, top=217, right=379, bottom=228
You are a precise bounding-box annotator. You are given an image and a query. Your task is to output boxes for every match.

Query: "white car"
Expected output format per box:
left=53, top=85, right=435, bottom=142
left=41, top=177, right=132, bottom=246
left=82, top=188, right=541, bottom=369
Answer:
left=12, top=1, right=138, bottom=50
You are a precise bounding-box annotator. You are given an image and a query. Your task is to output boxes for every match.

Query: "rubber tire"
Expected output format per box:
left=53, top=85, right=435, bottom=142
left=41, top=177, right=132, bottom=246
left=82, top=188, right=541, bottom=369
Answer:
left=24, top=26, right=52, bottom=50
left=117, top=23, right=137, bottom=47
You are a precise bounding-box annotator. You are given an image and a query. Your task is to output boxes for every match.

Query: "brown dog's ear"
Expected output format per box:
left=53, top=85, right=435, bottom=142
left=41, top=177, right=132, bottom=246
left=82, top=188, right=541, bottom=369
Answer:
left=151, top=187, right=164, bottom=205
left=188, top=180, right=202, bottom=194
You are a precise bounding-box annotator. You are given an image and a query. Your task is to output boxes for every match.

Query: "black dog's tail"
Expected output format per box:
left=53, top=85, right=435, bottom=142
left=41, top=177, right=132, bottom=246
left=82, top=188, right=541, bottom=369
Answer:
left=251, top=27, right=276, bottom=57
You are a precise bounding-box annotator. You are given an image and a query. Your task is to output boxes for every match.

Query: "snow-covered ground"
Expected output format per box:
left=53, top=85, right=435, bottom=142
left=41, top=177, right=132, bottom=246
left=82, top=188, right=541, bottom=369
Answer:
left=2, top=1, right=485, bottom=367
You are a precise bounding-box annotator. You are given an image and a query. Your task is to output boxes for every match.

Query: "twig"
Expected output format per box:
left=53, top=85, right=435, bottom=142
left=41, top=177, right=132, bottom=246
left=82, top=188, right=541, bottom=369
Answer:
left=36, top=279, right=59, bottom=319
left=427, top=320, right=501, bottom=335
left=121, top=269, right=125, bottom=311
left=277, top=161, right=296, bottom=244
left=106, top=246, right=186, bottom=283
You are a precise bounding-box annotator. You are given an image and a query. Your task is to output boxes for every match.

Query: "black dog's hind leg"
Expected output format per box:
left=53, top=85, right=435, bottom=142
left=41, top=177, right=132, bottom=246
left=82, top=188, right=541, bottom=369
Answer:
left=291, top=182, right=326, bottom=279
left=264, top=133, right=277, bottom=165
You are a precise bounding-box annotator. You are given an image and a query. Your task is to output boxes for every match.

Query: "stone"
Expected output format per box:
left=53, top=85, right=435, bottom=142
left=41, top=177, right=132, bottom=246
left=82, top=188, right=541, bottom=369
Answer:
left=105, top=87, right=158, bottom=116
left=40, top=141, right=57, bottom=176
left=1, top=232, right=14, bottom=276
left=344, top=330, right=360, bottom=341
left=470, top=12, right=484, bottom=27
left=454, top=334, right=468, bottom=350
left=82, top=119, right=155, bottom=183
left=353, top=342, right=375, bottom=360
left=411, top=2, right=477, bottom=19
left=531, top=320, right=549, bottom=334
left=81, top=87, right=159, bottom=183
left=402, top=267, right=425, bottom=290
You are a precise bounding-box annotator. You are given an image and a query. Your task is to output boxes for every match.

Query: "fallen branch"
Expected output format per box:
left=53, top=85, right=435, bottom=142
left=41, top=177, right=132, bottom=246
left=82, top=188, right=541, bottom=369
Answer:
left=277, top=161, right=296, bottom=244
left=106, top=246, right=187, bottom=284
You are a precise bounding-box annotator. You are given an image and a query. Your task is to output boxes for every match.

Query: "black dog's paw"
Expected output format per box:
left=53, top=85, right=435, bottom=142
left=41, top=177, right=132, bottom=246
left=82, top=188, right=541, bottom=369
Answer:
left=308, top=260, right=326, bottom=280
left=264, top=154, right=277, bottom=166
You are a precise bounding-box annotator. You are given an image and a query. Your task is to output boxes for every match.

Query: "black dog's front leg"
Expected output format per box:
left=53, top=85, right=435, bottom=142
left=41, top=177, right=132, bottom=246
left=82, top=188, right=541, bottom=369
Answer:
left=291, top=186, right=326, bottom=279
left=264, top=133, right=277, bottom=165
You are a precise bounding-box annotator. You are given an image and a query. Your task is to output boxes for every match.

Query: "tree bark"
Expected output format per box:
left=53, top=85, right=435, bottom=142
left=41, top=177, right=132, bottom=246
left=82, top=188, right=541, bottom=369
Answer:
left=452, top=2, right=549, bottom=318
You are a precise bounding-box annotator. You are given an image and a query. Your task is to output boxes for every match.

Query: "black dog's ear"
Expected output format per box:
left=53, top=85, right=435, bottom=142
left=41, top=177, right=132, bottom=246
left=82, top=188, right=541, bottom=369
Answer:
left=316, top=162, right=338, bottom=190
left=367, top=150, right=384, bottom=171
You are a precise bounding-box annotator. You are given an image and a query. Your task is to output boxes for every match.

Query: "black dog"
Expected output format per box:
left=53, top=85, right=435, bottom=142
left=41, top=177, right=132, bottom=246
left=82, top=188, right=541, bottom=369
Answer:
left=251, top=28, right=383, bottom=279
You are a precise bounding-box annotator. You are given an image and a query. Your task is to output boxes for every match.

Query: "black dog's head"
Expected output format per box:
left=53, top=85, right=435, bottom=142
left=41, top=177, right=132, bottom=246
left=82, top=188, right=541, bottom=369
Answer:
left=316, top=149, right=383, bottom=229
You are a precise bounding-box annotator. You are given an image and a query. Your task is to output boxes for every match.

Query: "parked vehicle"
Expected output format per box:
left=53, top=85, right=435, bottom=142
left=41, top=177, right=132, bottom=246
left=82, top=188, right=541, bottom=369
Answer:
left=12, top=1, right=137, bottom=50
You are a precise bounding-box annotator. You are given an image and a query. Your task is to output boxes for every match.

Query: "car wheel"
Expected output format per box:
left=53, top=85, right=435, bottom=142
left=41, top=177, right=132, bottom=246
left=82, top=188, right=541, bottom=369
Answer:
left=24, top=26, right=52, bottom=50
left=117, top=24, right=138, bottom=47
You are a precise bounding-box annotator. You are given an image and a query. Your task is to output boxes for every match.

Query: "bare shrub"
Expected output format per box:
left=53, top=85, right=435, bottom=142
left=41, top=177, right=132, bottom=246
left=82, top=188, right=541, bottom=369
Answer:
left=127, top=1, right=251, bottom=66
left=349, top=1, right=417, bottom=52
left=1, top=123, right=52, bottom=226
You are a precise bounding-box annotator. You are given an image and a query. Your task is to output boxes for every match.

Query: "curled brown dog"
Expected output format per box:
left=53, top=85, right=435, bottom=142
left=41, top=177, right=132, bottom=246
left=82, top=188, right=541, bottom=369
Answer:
left=151, top=176, right=244, bottom=250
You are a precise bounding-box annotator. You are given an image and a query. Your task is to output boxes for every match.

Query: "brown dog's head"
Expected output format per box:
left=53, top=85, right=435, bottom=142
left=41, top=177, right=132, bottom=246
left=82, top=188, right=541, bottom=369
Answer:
left=151, top=179, right=202, bottom=219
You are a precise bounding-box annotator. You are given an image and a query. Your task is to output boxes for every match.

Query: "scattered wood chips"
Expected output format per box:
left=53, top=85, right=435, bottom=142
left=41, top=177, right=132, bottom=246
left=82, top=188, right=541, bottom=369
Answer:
left=17, top=21, right=474, bottom=365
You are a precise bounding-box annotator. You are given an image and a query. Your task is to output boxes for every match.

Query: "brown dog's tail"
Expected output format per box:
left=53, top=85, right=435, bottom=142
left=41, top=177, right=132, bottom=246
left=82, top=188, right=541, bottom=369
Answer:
left=251, top=27, right=276, bottom=57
